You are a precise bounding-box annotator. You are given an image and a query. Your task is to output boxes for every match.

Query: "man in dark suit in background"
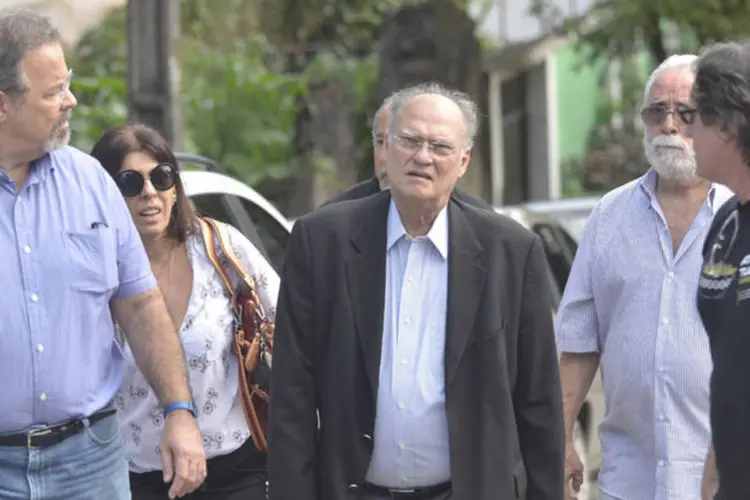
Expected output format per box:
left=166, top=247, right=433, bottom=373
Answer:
left=322, top=93, right=492, bottom=211
left=268, top=82, right=564, bottom=500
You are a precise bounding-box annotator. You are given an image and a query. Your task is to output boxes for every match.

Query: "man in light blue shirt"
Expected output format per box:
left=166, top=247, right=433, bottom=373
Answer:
left=556, top=54, right=732, bottom=500
left=0, top=9, right=206, bottom=500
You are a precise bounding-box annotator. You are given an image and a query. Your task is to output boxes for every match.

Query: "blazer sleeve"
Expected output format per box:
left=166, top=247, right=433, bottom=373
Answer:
left=514, top=236, right=565, bottom=500
left=267, top=219, right=319, bottom=500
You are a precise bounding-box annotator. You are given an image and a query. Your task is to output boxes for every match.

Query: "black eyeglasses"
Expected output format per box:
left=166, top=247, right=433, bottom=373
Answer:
left=115, top=164, right=177, bottom=197
left=640, top=103, right=697, bottom=126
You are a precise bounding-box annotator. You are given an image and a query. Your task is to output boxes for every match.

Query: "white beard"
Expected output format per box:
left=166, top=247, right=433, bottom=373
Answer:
left=44, top=112, right=71, bottom=152
left=643, top=133, right=698, bottom=184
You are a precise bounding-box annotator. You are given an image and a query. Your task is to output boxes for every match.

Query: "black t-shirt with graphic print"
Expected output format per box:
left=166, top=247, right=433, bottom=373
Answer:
left=698, top=195, right=750, bottom=499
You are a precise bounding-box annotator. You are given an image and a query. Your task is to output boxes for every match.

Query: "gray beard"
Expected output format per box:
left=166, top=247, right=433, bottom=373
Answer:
left=44, top=114, right=71, bottom=152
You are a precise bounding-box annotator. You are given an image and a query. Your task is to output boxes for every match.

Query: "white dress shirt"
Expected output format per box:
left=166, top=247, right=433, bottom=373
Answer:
left=366, top=200, right=451, bottom=488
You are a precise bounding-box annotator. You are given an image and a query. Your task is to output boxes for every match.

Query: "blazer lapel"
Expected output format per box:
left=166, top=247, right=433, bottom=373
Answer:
left=445, top=201, right=486, bottom=384
left=345, top=191, right=390, bottom=402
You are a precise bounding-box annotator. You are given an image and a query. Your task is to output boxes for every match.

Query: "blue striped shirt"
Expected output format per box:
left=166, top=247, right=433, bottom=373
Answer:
left=556, top=170, right=732, bottom=500
left=0, top=147, right=156, bottom=434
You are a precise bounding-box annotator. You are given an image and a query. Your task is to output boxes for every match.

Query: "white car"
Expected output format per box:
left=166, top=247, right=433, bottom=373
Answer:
left=177, top=153, right=292, bottom=275
left=496, top=197, right=603, bottom=494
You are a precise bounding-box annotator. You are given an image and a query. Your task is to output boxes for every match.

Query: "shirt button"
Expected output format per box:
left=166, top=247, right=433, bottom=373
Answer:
left=407, top=276, right=413, bottom=283
left=667, top=271, right=675, bottom=279
left=399, top=443, right=406, bottom=450
left=36, top=344, right=44, bottom=353
left=662, top=316, right=669, bottom=324
left=404, top=317, right=411, bottom=325
left=401, top=358, right=408, bottom=365
left=23, top=245, right=31, bottom=254
left=30, top=293, right=38, bottom=302
left=39, top=393, right=47, bottom=401
left=398, top=402, right=406, bottom=410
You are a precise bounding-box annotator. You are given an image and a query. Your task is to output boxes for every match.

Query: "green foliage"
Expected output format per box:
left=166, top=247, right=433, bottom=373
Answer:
left=66, top=7, right=127, bottom=153
left=66, top=0, right=392, bottom=190
left=532, top=0, right=750, bottom=65
left=67, top=0, right=482, bottom=194
left=259, top=0, right=400, bottom=57
left=180, top=34, right=308, bottom=186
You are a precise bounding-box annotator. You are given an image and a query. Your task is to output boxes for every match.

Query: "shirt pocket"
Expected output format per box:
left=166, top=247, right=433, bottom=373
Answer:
left=63, top=228, right=119, bottom=292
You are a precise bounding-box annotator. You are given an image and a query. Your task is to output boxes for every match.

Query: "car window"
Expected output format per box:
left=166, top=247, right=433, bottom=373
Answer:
left=189, top=193, right=233, bottom=225
left=533, top=223, right=575, bottom=300
left=558, top=226, right=579, bottom=257
left=237, top=198, right=289, bottom=273
left=189, top=193, right=273, bottom=268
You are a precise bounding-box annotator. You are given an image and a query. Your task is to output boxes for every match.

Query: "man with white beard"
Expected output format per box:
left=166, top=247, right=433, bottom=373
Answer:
left=555, top=54, right=732, bottom=500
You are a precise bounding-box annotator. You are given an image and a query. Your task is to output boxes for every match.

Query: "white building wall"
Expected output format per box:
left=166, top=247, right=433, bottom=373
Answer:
left=471, top=0, right=597, bottom=43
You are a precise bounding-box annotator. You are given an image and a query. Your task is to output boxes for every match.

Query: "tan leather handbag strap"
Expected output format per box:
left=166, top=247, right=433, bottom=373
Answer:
left=204, top=218, right=253, bottom=287
left=203, top=218, right=266, bottom=318
left=197, top=218, right=235, bottom=301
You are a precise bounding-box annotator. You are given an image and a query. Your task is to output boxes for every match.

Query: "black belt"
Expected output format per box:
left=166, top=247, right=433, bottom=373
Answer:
left=363, top=481, right=451, bottom=499
left=0, top=408, right=117, bottom=449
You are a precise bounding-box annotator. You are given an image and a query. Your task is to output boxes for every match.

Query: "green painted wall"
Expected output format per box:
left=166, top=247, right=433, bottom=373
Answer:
left=554, top=44, right=606, bottom=161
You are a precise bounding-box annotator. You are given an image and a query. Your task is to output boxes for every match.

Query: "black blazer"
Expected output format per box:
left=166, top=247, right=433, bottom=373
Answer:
left=321, top=176, right=494, bottom=210
left=268, top=191, right=564, bottom=500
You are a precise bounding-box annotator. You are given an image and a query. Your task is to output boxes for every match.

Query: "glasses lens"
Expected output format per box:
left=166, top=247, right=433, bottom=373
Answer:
left=642, top=107, right=666, bottom=125
left=678, top=108, right=696, bottom=125
left=150, top=164, right=176, bottom=191
left=116, top=170, right=145, bottom=197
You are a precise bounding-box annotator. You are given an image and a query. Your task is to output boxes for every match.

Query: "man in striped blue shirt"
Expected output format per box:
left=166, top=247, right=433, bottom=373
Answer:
left=555, top=54, right=732, bottom=500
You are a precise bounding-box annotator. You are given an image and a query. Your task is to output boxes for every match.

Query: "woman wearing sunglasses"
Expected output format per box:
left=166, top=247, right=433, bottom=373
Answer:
left=90, top=124, right=278, bottom=500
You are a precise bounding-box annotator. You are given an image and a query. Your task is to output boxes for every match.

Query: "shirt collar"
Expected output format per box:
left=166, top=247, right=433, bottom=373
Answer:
left=638, top=168, right=719, bottom=213
left=28, top=154, right=53, bottom=184
left=0, top=154, right=52, bottom=188
left=386, top=198, right=449, bottom=260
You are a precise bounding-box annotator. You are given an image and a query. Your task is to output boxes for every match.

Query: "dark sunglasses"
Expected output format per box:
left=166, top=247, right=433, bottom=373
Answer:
left=640, top=103, right=697, bottom=126
left=116, top=164, right=177, bottom=197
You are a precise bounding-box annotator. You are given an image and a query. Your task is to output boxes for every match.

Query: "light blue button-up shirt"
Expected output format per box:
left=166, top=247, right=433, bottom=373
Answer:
left=366, top=199, right=451, bottom=488
left=556, top=170, right=732, bottom=500
left=0, top=146, right=156, bottom=435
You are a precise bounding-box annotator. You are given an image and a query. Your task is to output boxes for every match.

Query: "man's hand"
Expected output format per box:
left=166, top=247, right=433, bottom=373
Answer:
left=702, top=475, right=718, bottom=500
left=564, top=441, right=584, bottom=500
left=702, top=445, right=718, bottom=500
left=160, top=410, right=207, bottom=499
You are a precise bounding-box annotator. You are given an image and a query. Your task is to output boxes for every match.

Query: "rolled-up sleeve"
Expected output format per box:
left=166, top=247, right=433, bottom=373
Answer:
left=555, top=205, right=601, bottom=353
left=103, top=170, right=156, bottom=299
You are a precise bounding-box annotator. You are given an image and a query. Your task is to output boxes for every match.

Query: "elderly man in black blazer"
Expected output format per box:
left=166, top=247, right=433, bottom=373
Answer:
left=268, top=83, right=564, bottom=500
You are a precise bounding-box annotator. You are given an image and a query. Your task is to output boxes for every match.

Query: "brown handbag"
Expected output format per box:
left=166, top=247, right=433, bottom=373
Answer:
left=198, top=217, right=274, bottom=452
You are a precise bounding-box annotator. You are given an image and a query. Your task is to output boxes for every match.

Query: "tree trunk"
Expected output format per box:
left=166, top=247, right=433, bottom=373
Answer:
left=644, top=11, right=667, bottom=63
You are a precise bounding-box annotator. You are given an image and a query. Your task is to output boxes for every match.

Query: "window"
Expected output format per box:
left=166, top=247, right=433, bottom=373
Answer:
left=189, top=193, right=273, bottom=269
left=237, top=199, right=289, bottom=274
left=190, top=193, right=233, bottom=225
left=533, top=223, right=575, bottom=303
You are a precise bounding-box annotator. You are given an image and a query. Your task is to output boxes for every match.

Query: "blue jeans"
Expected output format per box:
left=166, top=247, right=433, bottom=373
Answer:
left=0, top=413, right=130, bottom=499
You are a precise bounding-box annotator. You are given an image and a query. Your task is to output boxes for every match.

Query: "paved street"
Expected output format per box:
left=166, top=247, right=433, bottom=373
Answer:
left=573, top=427, right=599, bottom=500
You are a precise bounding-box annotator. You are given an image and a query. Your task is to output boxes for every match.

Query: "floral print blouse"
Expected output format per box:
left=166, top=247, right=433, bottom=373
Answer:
left=114, top=222, right=279, bottom=473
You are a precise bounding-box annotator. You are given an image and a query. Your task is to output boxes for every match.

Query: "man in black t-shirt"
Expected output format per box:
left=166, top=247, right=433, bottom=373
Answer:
left=689, top=41, right=750, bottom=499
